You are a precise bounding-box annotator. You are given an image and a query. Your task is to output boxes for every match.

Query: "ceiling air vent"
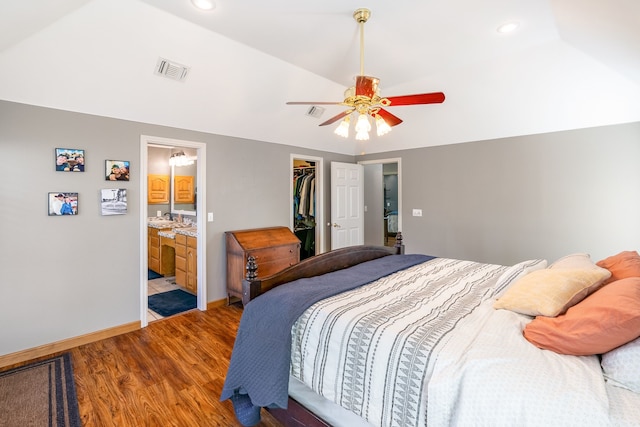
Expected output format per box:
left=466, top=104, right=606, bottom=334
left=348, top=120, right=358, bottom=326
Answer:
left=306, top=106, right=325, bottom=118
left=155, top=57, right=190, bottom=82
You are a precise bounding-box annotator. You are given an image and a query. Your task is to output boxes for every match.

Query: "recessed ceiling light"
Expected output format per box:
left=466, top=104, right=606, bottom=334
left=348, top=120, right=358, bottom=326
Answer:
left=497, top=21, right=519, bottom=34
left=191, top=0, right=216, bottom=11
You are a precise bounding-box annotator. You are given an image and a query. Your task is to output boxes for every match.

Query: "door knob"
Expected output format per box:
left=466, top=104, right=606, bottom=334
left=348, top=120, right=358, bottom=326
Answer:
left=332, top=223, right=341, bottom=228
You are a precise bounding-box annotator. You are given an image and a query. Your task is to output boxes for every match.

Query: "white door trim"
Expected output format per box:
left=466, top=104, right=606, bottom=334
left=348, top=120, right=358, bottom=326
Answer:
left=140, top=135, right=207, bottom=328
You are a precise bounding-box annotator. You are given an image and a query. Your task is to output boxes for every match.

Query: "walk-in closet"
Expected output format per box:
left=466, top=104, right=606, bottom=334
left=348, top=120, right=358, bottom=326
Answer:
left=293, top=160, right=316, bottom=260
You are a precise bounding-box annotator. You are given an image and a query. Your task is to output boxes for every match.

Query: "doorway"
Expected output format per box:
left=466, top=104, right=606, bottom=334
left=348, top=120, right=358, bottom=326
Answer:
left=140, top=135, right=207, bottom=327
left=291, top=154, right=324, bottom=257
left=359, top=158, right=402, bottom=247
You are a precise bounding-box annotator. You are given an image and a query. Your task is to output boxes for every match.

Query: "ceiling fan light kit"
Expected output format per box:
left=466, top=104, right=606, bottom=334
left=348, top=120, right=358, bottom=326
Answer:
left=286, top=8, right=445, bottom=141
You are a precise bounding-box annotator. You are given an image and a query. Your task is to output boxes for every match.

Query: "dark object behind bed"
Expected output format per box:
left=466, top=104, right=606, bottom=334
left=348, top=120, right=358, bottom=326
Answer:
left=241, top=232, right=404, bottom=305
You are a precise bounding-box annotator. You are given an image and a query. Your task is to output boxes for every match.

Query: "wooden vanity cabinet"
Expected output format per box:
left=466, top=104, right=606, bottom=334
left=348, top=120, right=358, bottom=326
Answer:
left=225, top=226, right=301, bottom=303
left=148, top=226, right=174, bottom=275
left=175, top=234, right=197, bottom=294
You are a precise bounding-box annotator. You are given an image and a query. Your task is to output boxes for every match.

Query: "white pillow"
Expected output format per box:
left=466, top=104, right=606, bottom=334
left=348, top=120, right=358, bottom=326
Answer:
left=549, top=253, right=601, bottom=271
left=491, top=259, right=547, bottom=298
left=601, top=337, right=640, bottom=393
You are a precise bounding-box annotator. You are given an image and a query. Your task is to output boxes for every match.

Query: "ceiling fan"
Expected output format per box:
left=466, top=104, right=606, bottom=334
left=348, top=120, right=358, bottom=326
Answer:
left=286, top=8, right=445, bottom=140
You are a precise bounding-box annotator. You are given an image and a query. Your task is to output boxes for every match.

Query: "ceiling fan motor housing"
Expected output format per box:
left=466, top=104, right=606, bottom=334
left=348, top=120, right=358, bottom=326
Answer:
left=355, top=75, right=379, bottom=97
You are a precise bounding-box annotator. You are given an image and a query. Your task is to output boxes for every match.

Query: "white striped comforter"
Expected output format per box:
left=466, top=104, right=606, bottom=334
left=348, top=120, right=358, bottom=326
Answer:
left=290, top=258, right=506, bottom=427
left=289, top=258, right=640, bottom=427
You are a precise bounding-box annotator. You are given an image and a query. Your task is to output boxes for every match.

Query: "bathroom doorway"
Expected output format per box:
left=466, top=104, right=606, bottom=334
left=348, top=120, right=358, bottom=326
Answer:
left=140, top=135, right=207, bottom=327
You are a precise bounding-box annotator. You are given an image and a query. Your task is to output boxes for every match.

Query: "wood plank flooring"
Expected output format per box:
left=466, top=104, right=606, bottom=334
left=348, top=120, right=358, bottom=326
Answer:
left=6, top=304, right=282, bottom=426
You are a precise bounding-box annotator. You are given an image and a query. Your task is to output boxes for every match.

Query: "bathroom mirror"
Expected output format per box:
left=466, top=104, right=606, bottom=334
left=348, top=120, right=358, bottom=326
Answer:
left=171, top=155, right=197, bottom=216
left=147, top=146, right=197, bottom=218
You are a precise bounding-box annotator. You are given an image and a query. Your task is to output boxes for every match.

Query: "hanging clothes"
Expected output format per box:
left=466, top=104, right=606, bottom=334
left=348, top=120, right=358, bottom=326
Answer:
left=293, top=166, right=316, bottom=260
left=293, top=168, right=315, bottom=224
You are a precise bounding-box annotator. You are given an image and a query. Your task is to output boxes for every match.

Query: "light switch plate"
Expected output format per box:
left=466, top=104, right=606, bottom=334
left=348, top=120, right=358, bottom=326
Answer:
left=412, top=209, right=423, bottom=217
left=207, top=212, right=213, bottom=222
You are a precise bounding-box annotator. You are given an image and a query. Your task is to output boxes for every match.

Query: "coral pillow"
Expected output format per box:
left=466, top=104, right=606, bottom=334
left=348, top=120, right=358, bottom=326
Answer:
left=596, top=251, right=640, bottom=284
left=523, top=277, right=640, bottom=356
left=493, top=268, right=610, bottom=317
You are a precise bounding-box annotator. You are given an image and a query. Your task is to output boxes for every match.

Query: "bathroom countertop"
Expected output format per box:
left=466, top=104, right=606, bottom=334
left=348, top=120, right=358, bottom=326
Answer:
left=173, top=227, right=198, bottom=238
left=148, top=219, right=196, bottom=232
left=148, top=220, right=177, bottom=229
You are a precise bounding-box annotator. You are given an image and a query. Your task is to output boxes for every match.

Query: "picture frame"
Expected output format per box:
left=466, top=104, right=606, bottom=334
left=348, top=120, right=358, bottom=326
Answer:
left=55, top=148, right=85, bottom=172
left=48, top=192, right=78, bottom=216
left=105, top=160, right=130, bottom=181
left=100, top=188, right=127, bottom=216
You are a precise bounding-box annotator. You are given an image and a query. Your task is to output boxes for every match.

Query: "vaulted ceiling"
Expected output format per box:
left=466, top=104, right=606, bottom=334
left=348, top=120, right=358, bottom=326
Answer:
left=1, top=0, right=639, bottom=155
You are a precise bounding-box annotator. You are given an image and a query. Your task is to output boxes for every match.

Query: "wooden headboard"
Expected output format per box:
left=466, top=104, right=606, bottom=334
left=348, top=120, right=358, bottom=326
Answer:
left=241, top=232, right=404, bottom=305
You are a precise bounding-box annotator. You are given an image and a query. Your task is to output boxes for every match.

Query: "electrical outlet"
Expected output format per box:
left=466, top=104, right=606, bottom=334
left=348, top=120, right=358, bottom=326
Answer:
left=412, top=209, right=423, bottom=217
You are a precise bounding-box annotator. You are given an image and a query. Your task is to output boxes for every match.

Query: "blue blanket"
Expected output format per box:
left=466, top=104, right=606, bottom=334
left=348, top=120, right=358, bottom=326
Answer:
left=220, top=253, right=433, bottom=426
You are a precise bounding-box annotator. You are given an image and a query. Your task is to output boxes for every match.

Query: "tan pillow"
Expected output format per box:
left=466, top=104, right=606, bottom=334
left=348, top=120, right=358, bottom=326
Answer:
left=493, top=268, right=611, bottom=317
left=524, top=278, right=640, bottom=356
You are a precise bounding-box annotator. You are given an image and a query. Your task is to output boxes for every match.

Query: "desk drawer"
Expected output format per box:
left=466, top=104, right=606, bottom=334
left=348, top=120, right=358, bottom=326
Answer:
left=247, top=244, right=299, bottom=264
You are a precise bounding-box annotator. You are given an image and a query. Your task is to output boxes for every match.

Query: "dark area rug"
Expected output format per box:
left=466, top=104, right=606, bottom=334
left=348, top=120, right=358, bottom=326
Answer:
left=148, top=269, right=163, bottom=280
left=148, top=289, right=196, bottom=317
left=0, top=353, right=81, bottom=427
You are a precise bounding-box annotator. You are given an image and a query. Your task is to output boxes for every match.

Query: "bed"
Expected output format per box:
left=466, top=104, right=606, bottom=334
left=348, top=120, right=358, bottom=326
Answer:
left=221, top=240, right=640, bottom=426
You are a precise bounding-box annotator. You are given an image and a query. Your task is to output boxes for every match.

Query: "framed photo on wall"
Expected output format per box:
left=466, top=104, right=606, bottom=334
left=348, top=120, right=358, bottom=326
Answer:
left=48, top=192, right=78, bottom=216
left=105, top=160, right=130, bottom=181
left=100, top=188, right=127, bottom=216
left=55, top=148, right=84, bottom=172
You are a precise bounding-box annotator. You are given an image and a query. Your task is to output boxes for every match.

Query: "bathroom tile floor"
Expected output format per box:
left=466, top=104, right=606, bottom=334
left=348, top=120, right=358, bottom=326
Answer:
left=147, top=275, right=180, bottom=321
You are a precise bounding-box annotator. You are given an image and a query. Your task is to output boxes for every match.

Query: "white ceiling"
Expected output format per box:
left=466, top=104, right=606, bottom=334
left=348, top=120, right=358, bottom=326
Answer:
left=1, top=0, right=639, bottom=155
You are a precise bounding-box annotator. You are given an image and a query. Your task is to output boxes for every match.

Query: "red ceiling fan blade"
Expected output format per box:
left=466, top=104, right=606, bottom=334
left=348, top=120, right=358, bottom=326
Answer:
left=355, top=76, right=380, bottom=97
left=386, top=92, right=445, bottom=106
left=376, top=109, right=403, bottom=127
left=286, top=101, right=342, bottom=105
left=319, top=110, right=353, bottom=126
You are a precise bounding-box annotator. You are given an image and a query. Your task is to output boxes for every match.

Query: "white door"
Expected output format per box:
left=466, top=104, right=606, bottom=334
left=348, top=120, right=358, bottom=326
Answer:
left=331, top=162, right=364, bottom=249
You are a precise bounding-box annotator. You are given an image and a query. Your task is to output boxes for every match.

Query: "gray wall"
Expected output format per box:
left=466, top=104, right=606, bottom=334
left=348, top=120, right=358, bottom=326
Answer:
left=358, top=122, right=640, bottom=265
left=0, top=100, right=352, bottom=356
left=2, top=98, right=638, bottom=357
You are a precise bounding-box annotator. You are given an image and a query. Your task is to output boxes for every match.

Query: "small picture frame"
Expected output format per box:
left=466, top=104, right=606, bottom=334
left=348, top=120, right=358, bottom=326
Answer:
left=55, top=148, right=84, bottom=172
left=48, top=192, right=78, bottom=216
left=100, top=188, right=127, bottom=216
left=105, top=160, right=130, bottom=181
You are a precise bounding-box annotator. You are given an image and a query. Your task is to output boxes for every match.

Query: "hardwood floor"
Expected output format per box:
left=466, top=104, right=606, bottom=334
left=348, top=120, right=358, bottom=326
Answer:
left=25, top=304, right=281, bottom=426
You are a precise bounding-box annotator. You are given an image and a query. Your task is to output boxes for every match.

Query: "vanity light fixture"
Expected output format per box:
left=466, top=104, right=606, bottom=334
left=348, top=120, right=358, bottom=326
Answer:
left=191, top=0, right=216, bottom=11
left=169, top=151, right=194, bottom=167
